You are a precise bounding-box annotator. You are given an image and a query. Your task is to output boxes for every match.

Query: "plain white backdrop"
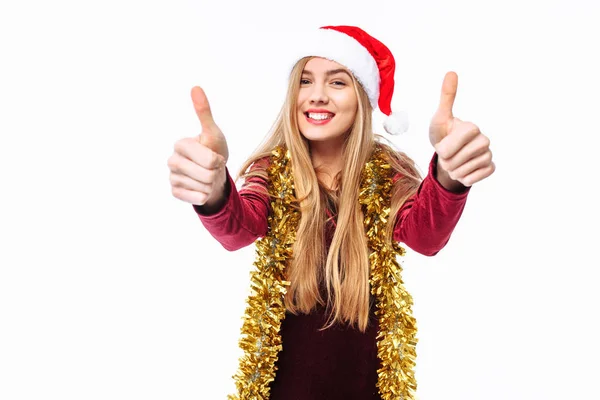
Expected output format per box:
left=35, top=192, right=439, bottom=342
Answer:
left=1, top=0, right=599, bottom=399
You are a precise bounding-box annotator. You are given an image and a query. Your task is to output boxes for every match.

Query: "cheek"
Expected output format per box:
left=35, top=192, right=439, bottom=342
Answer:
left=349, top=96, right=359, bottom=119
left=341, top=101, right=358, bottom=128
left=335, top=92, right=357, bottom=113
left=340, top=104, right=358, bottom=124
left=297, top=91, right=308, bottom=108
left=351, top=104, right=358, bottom=120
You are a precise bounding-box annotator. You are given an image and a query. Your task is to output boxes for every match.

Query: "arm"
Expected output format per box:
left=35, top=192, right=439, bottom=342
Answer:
left=193, top=162, right=271, bottom=251
left=393, top=152, right=470, bottom=256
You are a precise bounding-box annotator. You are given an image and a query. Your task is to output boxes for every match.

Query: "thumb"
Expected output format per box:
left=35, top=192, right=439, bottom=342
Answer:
left=434, top=71, right=458, bottom=122
left=191, top=86, right=217, bottom=131
left=190, top=86, right=229, bottom=161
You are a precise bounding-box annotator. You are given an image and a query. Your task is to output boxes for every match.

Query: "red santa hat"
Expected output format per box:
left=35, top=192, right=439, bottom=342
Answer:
left=289, top=25, right=409, bottom=135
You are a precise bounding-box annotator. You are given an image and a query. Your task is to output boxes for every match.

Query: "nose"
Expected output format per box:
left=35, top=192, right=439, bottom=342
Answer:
left=309, top=82, right=329, bottom=104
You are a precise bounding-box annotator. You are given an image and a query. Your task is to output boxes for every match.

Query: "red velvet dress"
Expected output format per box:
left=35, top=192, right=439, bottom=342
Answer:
left=194, top=152, right=470, bottom=399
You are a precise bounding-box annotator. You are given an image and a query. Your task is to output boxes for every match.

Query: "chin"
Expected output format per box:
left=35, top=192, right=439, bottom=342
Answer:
left=299, top=124, right=346, bottom=141
left=299, top=129, right=332, bottom=141
left=300, top=130, right=348, bottom=145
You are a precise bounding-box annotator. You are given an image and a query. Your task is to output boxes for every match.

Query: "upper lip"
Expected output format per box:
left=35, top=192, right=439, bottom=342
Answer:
left=305, top=108, right=335, bottom=115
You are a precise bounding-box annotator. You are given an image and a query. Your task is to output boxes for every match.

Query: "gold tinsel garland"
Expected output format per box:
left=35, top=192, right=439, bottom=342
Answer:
left=227, top=145, right=418, bottom=400
left=359, top=146, right=418, bottom=400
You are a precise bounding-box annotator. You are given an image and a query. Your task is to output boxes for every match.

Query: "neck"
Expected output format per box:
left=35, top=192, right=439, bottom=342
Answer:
left=309, top=140, right=345, bottom=190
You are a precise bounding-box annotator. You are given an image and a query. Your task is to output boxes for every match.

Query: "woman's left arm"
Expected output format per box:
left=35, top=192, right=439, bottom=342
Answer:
left=392, top=152, right=471, bottom=256
left=393, top=71, right=496, bottom=256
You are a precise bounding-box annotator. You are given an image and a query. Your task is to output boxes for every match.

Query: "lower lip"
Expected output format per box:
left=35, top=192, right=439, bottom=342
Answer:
left=305, top=114, right=334, bottom=125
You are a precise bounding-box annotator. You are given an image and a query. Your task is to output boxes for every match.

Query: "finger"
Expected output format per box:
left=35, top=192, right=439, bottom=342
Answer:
left=447, top=150, right=493, bottom=181
left=170, top=171, right=214, bottom=193
left=174, top=138, right=225, bottom=170
left=191, top=86, right=217, bottom=130
left=171, top=186, right=210, bottom=206
left=434, top=120, right=480, bottom=159
left=436, top=71, right=458, bottom=120
left=167, top=152, right=222, bottom=184
left=440, top=134, right=491, bottom=171
left=461, top=162, right=496, bottom=186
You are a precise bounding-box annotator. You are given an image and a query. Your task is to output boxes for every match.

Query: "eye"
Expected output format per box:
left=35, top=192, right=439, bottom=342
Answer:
left=300, top=78, right=311, bottom=85
left=332, top=81, right=346, bottom=86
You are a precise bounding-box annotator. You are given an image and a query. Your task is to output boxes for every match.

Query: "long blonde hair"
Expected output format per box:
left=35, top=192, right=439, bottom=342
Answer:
left=235, top=56, right=423, bottom=332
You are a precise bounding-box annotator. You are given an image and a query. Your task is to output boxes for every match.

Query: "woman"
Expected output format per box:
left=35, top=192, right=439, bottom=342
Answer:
left=168, top=25, right=495, bottom=400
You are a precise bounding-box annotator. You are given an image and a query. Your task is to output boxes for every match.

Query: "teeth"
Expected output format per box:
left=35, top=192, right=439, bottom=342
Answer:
left=308, top=112, right=333, bottom=120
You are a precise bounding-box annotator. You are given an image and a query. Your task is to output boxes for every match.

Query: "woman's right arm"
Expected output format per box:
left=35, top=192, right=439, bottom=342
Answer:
left=193, top=164, right=271, bottom=251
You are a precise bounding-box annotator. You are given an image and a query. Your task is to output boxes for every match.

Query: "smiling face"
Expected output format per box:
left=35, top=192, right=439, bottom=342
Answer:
left=296, top=57, right=359, bottom=146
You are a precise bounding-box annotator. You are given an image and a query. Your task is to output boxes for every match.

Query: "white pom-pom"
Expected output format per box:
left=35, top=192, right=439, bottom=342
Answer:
left=383, top=111, right=409, bottom=135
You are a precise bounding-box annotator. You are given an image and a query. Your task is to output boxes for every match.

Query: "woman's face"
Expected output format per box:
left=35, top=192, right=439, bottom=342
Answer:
left=296, top=57, right=358, bottom=146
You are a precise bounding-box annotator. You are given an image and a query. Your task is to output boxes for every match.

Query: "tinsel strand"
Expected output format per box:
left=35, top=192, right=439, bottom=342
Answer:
left=359, top=145, right=418, bottom=400
left=227, top=147, right=299, bottom=400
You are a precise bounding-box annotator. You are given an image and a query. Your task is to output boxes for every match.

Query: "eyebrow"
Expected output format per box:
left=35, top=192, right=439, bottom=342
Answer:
left=302, top=69, right=352, bottom=78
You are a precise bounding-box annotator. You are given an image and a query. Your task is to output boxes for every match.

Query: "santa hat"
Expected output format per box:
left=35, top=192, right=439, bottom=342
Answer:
left=289, top=25, right=409, bottom=135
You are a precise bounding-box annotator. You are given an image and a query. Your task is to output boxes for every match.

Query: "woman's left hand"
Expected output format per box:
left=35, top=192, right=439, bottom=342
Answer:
left=428, top=71, right=495, bottom=188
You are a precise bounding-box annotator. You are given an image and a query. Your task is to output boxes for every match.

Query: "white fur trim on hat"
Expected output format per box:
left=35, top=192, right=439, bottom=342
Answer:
left=289, top=28, right=380, bottom=109
left=383, top=111, right=409, bottom=135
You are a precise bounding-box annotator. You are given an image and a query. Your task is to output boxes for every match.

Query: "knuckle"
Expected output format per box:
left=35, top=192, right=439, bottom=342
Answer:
left=174, top=139, right=186, bottom=153
left=171, top=186, right=182, bottom=199
left=169, top=173, right=181, bottom=188
left=167, top=156, right=178, bottom=171
left=481, top=135, right=491, bottom=148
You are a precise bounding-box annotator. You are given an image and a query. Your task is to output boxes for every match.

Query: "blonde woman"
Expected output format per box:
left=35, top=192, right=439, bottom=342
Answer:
left=168, top=25, right=495, bottom=400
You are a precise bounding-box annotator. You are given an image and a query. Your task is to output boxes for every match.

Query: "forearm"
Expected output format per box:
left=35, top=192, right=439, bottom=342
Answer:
left=193, top=167, right=270, bottom=251
left=393, top=152, right=470, bottom=256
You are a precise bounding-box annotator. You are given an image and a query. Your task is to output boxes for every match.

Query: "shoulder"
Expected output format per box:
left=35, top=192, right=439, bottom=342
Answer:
left=370, top=142, right=423, bottom=206
left=374, top=141, right=421, bottom=183
left=240, top=155, right=272, bottom=191
left=374, top=139, right=403, bottom=164
left=251, top=155, right=271, bottom=170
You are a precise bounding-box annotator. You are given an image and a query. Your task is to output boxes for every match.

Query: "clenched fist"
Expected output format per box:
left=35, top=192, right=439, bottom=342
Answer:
left=168, top=87, right=229, bottom=208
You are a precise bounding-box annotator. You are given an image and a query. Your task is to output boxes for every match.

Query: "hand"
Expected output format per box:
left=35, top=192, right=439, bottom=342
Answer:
left=429, top=71, right=495, bottom=187
left=168, top=86, right=229, bottom=206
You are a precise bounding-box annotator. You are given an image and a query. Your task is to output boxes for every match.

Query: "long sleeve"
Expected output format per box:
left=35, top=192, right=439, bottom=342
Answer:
left=393, top=152, right=471, bottom=257
left=192, top=163, right=271, bottom=251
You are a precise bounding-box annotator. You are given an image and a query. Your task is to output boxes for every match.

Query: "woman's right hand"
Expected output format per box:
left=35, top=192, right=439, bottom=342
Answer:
left=168, top=86, right=230, bottom=207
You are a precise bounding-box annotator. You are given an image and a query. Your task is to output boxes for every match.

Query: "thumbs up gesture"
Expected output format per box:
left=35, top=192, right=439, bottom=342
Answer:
left=168, top=87, right=229, bottom=208
left=429, top=72, right=495, bottom=189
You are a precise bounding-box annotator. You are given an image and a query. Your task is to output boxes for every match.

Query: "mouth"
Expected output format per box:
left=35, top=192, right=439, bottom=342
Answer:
left=304, top=112, right=335, bottom=125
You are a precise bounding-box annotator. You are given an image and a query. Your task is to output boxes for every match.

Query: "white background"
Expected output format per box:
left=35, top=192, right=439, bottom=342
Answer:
left=1, top=0, right=599, bottom=399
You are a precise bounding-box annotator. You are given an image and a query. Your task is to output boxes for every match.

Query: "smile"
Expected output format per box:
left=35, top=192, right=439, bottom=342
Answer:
left=305, top=112, right=334, bottom=125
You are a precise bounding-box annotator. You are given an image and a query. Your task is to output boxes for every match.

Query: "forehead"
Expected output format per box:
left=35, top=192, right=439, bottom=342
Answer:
left=302, top=57, right=350, bottom=74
